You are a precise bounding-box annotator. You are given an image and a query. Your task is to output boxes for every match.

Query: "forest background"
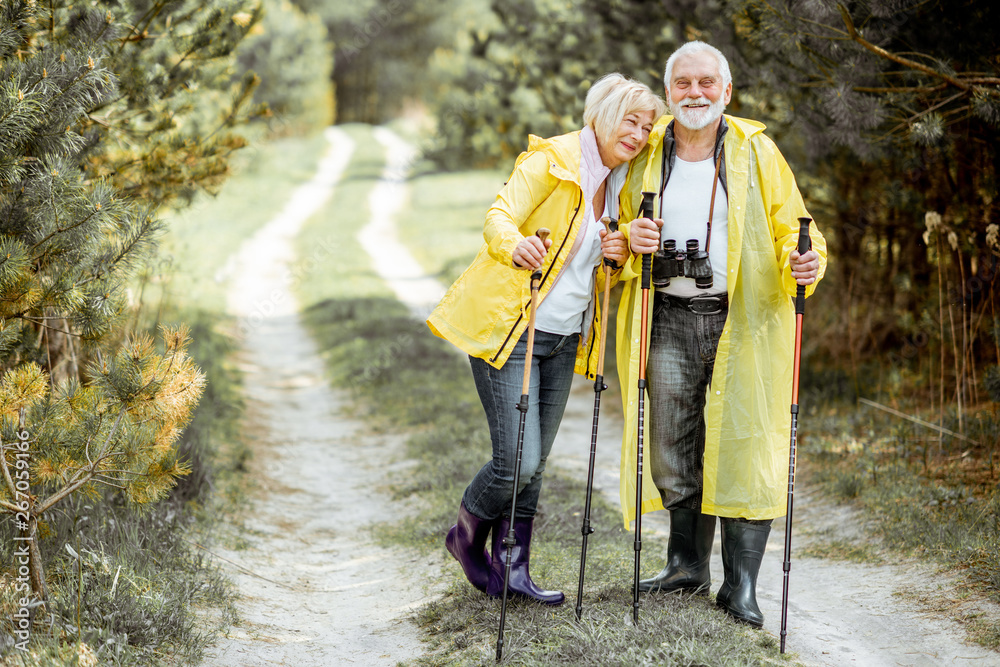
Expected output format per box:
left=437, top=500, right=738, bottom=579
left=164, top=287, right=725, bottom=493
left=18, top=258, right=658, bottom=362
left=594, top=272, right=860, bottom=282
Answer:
left=0, top=0, right=998, bottom=664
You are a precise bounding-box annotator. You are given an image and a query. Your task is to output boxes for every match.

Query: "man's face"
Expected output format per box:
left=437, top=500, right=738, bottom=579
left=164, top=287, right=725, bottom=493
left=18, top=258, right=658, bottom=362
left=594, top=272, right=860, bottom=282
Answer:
left=667, top=51, right=733, bottom=131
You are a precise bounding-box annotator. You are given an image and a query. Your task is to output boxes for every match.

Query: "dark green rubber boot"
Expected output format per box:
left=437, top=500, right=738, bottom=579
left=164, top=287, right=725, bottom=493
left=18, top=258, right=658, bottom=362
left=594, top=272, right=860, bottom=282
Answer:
left=639, top=508, right=716, bottom=594
left=715, top=519, right=771, bottom=627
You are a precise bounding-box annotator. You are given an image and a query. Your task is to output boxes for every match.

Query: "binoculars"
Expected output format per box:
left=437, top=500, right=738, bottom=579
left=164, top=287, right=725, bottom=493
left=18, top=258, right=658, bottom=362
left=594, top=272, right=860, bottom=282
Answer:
left=651, top=238, right=713, bottom=289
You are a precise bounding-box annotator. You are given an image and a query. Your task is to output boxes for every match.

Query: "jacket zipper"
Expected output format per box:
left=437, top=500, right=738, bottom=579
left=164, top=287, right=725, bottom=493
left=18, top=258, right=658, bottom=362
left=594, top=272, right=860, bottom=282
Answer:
left=585, top=301, right=598, bottom=378
left=489, top=191, right=584, bottom=364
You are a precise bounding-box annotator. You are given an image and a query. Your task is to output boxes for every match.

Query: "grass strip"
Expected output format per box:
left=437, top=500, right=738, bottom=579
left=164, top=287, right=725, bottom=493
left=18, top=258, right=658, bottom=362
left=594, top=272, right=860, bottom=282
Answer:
left=295, top=122, right=394, bottom=309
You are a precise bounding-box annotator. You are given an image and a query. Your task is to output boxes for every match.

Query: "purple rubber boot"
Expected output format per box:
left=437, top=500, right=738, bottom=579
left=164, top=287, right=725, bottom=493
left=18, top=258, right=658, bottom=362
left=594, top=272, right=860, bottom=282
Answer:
left=445, top=502, right=492, bottom=592
left=486, top=517, right=564, bottom=605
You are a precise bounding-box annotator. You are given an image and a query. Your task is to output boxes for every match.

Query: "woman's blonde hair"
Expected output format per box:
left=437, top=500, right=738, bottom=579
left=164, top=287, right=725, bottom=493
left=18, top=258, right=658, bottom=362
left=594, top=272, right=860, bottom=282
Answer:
left=583, top=73, right=666, bottom=148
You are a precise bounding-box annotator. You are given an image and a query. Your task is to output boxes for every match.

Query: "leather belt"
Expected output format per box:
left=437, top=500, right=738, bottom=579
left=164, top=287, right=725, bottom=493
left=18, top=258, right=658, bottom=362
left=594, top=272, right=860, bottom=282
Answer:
left=657, top=291, right=728, bottom=315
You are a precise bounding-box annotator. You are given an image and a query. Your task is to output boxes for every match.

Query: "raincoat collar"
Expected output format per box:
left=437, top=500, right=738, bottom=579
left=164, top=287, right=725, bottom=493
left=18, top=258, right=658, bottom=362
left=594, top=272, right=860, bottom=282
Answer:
left=526, top=131, right=582, bottom=184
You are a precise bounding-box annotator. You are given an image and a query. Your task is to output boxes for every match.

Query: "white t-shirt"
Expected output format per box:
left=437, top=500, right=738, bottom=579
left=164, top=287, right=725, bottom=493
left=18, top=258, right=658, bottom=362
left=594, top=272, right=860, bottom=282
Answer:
left=658, top=155, right=728, bottom=297
left=535, top=127, right=626, bottom=335
left=534, top=206, right=605, bottom=335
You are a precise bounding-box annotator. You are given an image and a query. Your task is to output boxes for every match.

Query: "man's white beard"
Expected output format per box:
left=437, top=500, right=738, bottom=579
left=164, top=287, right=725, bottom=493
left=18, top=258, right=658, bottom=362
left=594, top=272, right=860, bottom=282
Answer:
left=669, top=95, right=726, bottom=131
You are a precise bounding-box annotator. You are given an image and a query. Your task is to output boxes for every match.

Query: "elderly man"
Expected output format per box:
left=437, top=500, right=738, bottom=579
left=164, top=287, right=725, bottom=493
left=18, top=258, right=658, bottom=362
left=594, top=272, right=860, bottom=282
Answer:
left=614, top=40, right=827, bottom=628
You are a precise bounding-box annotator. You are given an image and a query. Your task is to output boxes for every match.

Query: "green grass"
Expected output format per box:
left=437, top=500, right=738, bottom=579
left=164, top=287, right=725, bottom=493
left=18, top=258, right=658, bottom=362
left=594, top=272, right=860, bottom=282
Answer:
left=395, top=167, right=507, bottom=285
left=294, top=130, right=799, bottom=665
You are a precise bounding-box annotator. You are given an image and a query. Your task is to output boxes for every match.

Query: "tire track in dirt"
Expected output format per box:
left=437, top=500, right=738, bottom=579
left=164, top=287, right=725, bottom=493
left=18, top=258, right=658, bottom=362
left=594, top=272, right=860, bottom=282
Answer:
left=358, top=127, right=445, bottom=318
left=203, top=127, right=438, bottom=666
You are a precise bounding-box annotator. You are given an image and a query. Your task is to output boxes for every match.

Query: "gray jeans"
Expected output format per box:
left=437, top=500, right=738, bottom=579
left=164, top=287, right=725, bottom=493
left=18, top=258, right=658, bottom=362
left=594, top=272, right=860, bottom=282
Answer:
left=463, top=330, right=579, bottom=521
left=647, top=293, right=727, bottom=511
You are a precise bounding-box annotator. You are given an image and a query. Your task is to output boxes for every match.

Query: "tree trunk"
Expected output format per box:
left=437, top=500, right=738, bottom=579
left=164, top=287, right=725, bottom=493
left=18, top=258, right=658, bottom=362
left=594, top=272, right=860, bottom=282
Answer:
left=24, top=513, right=49, bottom=603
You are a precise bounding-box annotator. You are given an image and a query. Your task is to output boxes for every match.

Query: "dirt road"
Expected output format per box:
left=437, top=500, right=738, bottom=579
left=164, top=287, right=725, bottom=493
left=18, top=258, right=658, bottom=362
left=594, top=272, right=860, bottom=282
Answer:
left=203, top=128, right=439, bottom=666
left=204, top=125, right=999, bottom=666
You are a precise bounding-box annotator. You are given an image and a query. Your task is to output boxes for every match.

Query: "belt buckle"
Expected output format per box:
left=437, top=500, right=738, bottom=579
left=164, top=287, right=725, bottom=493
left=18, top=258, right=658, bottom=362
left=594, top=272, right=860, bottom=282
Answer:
left=688, top=296, right=722, bottom=315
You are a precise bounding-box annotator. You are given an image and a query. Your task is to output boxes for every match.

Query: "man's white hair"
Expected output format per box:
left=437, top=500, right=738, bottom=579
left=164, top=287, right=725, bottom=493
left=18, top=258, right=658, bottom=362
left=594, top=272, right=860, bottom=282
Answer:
left=662, top=41, right=732, bottom=88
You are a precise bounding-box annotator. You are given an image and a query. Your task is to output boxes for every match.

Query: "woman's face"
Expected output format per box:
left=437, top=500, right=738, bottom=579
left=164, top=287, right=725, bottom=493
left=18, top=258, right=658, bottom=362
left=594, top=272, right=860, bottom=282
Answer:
left=599, top=109, right=656, bottom=169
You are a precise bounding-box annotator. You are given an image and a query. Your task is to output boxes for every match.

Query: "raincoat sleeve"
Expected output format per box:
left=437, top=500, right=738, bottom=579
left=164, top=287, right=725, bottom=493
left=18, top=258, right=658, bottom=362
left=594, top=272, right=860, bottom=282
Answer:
left=614, top=132, right=663, bottom=286
left=757, top=135, right=828, bottom=297
left=483, top=151, right=559, bottom=268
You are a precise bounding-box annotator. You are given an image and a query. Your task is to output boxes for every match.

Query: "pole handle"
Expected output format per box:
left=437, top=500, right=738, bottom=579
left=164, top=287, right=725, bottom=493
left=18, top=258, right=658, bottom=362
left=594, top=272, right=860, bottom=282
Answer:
left=528, top=228, right=550, bottom=282
left=533, top=228, right=550, bottom=280
left=795, top=217, right=811, bottom=314
left=639, top=192, right=656, bottom=290
left=796, top=217, right=811, bottom=256
left=512, top=227, right=551, bottom=270
left=601, top=217, right=619, bottom=269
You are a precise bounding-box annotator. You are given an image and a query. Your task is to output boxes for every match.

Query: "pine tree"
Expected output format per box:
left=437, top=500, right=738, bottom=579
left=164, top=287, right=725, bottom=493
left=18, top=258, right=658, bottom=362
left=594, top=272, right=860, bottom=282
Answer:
left=0, top=0, right=260, bottom=602
left=723, top=0, right=1000, bottom=404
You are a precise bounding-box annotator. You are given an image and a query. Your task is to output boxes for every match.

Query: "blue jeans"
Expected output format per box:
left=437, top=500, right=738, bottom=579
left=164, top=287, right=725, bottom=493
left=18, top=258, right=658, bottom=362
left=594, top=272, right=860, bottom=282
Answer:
left=463, top=330, right=579, bottom=521
left=647, top=295, right=728, bottom=511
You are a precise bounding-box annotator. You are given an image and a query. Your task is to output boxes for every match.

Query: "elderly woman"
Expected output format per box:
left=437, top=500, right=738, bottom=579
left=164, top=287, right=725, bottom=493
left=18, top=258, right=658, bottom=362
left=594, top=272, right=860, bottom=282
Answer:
left=427, top=73, right=666, bottom=604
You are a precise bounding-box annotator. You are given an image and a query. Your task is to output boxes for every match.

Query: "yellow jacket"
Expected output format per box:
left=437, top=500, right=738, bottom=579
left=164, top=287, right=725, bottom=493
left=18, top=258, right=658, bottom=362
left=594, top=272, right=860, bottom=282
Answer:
left=616, top=115, right=828, bottom=527
left=427, top=130, right=616, bottom=379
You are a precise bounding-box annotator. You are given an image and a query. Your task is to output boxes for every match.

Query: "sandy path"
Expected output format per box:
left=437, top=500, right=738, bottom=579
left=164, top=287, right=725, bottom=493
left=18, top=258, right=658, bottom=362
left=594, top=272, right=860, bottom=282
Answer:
left=203, top=127, right=437, bottom=666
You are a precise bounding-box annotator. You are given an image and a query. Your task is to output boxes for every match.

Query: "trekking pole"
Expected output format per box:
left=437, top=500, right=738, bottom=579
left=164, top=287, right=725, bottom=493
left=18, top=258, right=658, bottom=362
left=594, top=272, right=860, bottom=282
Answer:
left=575, top=216, right=619, bottom=621
left=496, top=227, right=550, bottom=663
left=632, top=192, right=656, bottom=625
left=780, top=217, right=812, bottom=654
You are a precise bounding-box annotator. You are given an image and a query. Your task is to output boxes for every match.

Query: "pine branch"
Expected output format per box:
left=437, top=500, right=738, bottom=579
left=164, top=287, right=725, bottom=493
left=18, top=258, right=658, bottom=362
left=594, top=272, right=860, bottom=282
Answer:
left=836, top=3, right=976, bottom=93
left=1, top=442, right=18, bottom=504
left=117, top=0, right=170, bottom=54
left=854, top=84, right=948, bottom=94
left=30, top=205, right=102, bottom=254
left=0, top=499, right=20, bottom=513
left=18, top=316, right=78, bottom=337
left=882, top=91, right=967, bottom=137
left=35, top=409, right=124, bottom=514
left=92, top=475, right=127, bottom=489
left=94, top=470, right=152, bottom=479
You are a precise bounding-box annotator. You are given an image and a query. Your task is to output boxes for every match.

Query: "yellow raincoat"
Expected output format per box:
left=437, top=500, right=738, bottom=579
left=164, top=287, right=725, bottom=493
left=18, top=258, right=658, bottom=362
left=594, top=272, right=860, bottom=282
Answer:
left=616, top=115, right=828, bottom=528
left=427, top=131, right=617, bottom=379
